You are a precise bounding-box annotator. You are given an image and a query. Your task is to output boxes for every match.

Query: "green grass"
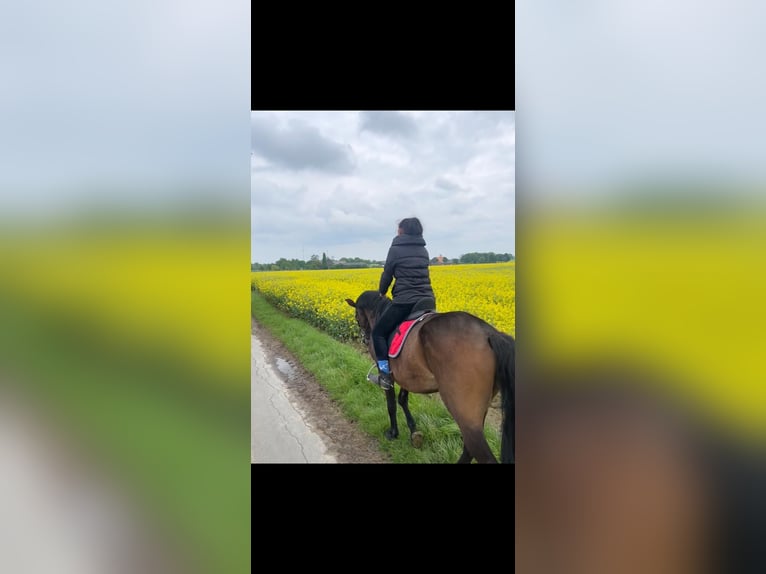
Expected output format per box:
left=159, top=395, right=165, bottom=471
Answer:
left=251, top=291, right=502, bottom=463
left=0, top=297, right=249, bottom=574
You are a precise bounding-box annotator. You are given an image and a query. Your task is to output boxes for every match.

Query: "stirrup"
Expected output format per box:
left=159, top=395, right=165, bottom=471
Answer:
left=367, top=371, right=393, bottom=391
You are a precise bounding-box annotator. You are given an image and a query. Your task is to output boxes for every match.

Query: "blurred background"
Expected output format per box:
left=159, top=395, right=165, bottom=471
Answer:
left=3, top=1, right=766, bottom=572
left=0, top=2, right=250, bottom=573
left=516, top=1, right=765, bottom=572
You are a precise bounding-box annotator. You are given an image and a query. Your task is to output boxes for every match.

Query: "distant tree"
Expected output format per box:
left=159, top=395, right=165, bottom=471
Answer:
left=459, top=252, right=513, bottom=264
left=253, top=253, right=400, bottom=271
left=307, top=254, right=322, bottom=270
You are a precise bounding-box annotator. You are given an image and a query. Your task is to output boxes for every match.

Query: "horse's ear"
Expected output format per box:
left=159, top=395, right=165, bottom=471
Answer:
left=345, top=298, right=356, bottom=308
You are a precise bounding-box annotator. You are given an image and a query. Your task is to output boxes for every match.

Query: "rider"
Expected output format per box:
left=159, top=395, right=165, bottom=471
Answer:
left=368, top=217, right=436, bottom=390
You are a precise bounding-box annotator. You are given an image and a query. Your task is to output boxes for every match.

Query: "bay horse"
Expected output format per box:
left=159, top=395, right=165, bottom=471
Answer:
left=345, top=291, right=514, bottom=463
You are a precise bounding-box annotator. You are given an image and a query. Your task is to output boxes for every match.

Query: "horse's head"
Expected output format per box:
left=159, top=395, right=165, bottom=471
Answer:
left=345, top=290, right=387, bottom=346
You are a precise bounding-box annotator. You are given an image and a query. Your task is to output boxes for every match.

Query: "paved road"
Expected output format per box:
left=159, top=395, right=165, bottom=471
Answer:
left=250, top=326, right=336, bottom=463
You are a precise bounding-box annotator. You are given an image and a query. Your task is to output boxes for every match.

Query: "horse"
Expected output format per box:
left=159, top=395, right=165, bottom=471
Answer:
left=345, top=290, right=514, bottom=464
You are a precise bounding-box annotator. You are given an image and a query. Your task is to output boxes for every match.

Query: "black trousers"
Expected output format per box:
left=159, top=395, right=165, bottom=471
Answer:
left=372, top=302, right=415, bottom=361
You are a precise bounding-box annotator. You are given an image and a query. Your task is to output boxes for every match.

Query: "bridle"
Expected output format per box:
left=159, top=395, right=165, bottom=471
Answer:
left=354, top=307, right=372, bottom=346
left=356, top=296, right=390, bottom=347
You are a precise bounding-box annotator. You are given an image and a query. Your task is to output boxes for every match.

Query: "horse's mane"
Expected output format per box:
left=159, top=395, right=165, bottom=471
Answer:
left=356, top=290, right=390, bottom=316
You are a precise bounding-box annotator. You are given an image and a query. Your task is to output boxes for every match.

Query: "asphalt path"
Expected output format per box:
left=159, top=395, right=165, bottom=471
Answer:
left=250, top=324, right=336, bottom=464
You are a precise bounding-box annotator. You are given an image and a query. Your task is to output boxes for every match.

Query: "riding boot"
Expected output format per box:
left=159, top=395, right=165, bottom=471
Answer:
left=367, top=360, right=394, bottom=390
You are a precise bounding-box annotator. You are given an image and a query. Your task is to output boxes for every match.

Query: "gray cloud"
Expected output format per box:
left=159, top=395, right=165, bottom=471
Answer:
left=251, top=115, right=355, bottom=174
left=434, top=176, right=468, bottom=193
left=251, top=178, right=306, bottom=209
left=359, top=111, right=418, bottom=139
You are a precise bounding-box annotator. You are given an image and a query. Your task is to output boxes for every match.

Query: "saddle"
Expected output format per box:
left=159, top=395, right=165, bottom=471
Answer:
left=387, top=297, right=436, bottom=358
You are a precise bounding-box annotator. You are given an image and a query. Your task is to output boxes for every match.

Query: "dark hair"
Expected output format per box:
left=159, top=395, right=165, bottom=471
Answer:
left=398, top=217, right=423, bottom=236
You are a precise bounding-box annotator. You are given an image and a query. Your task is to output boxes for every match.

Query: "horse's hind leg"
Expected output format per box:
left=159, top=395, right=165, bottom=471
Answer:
left=384, top=387, right=399, bottom=440
left=398, top=390, right=423, bottom=448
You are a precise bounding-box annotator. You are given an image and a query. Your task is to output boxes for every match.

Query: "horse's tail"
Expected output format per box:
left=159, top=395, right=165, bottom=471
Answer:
left=488, top=331, right=515, bottom=464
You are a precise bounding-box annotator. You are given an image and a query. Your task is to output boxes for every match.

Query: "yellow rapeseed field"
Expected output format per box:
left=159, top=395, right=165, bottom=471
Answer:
left=251, top=262, right=515, bottom=342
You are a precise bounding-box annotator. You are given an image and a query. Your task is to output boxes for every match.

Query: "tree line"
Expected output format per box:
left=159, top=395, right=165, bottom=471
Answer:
left=250, top=253, right=379, bottom=272
left=457, top=252, right=514, bottom=264
left=252, top=251, right=513, bottom=271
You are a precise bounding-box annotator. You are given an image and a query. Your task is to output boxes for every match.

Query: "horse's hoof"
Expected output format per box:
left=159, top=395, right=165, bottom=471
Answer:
left=384, top=429, right=398, bottom=440
left=410, top=431, right=424, bottom=449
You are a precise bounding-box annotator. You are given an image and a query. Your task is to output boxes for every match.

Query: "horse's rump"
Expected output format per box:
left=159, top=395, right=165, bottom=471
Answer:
left=416, top=312, right=502, bottom=401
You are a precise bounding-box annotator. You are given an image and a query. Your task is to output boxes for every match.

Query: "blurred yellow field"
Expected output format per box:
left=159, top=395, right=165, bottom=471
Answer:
left=0, top=227, right=249, bottom=391
left=251, top=262, right=515, bottom=341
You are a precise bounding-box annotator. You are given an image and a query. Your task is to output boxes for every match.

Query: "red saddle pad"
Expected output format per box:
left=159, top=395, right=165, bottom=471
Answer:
left=388, top=313, right=433, bottom=358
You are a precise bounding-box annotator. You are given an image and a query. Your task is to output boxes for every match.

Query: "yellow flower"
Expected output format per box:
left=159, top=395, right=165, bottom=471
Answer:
left=251, top=263, right=515, bottom=340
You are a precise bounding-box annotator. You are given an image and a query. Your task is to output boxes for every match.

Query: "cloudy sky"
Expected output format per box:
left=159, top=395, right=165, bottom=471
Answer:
left=1, top=1, right=249, bottom=215
left=517, top=1, right=766, bottom=194
left=251, top=111, right=515, bottom=263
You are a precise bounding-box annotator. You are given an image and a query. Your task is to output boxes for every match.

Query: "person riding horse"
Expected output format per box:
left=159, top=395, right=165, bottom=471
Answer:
left=368, top=217, right=436, bottom=390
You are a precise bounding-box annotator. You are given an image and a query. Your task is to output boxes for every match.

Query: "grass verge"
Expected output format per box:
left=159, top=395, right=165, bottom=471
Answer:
left=251, top=290, right=502, bottom=463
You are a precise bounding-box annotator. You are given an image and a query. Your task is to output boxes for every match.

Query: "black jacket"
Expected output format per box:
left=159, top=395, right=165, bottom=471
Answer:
left=379, top=234, right=435, bottom=304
